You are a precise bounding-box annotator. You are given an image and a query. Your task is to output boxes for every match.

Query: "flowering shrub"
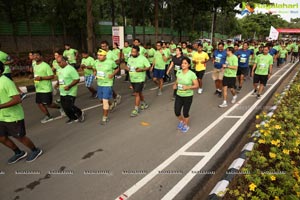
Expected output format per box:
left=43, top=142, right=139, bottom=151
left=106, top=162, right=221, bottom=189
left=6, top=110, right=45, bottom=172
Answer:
left=224, top=74, right=300, bottom=199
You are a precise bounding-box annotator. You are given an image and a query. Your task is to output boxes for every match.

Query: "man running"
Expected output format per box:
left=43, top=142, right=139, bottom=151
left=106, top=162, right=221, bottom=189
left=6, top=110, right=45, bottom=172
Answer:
left=219, top=47, right=238, bottom=108
left=63, top=44, right=78, bottom=69
left=251, top=46, right=273, bottom=99
left=125, top=46, right=150, bottom=117
left=0, top=62, right=42, bottom=164
left=81, top=51, right=97, bottom=98
left=212, top=42, right=227, bottom=97
left=93, top=49, right=120, bottom=125
left=192, top=43, right=209, bottom=94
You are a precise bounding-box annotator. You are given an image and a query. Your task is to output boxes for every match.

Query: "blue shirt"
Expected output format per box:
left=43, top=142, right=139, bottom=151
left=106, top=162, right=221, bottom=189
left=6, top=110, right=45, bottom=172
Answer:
left=236, top=49, right=253, bottom=68
left=269, top=48, right=277, bottom=56
left=213, top=50, right=227, bottom=69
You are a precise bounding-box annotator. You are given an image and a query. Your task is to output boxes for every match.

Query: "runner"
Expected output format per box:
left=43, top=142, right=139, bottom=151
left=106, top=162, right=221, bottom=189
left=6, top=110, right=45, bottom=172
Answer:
left=93, top=49, right=120, bottom=125
left=212, top=42, right=227, bottom=97
left=125, top=46, right=150, bottom=117
left=162, top=41, right=172, bottom=82
left=291, top=40, right=299, bottom=63
left=55, top=56, right=84, bottom=124
left=173, top=57, right=199, bottom=133
left=33, top=50, right=62, bottom=123
left=187, top=45, right=196, bottom=73
left=251, top=46, right=273, bottom=99
left=0, top=62, right=43, bottom=164
left=63, top=44, right=78, bottom=69
left=166, top=47, right=184, bottom=99
left=181, top=42, right=188, bottom=56
left=219, top=47, right=238, bottom=108
left=122, top=41, right=132, bottom=82
left=206, top=41, right=214, bottom=58
left=100, top=41, right=122, bottom=105
left=80, top=51, right=97, bottom=98
left=112, top=42, right=122, bottom=79
left=278, top=44, right=288, bottom=68
left=235, top=42, right=253, bottom=92
left=133, top=39, right=147, bottom=57
left=145, top=43, right=155, bottom=80
left=192, top=43, right=209, bottom=94
left=152, top=41, right=168, bottom=96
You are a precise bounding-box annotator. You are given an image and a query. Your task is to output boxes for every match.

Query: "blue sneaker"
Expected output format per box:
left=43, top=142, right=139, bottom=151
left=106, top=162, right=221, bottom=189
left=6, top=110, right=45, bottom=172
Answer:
left=8, top=151, right=27, bottom=164
left=26, top=149, right=43, bottom=162
left=177, top=121, right=184, bottom=130
left=181, top=125, right=190, bottom=133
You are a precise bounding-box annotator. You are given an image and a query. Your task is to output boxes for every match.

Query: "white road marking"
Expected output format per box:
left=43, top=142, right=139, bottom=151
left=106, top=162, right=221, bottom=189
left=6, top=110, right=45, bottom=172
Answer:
left=115, top=62, right=296, bottom=200
left=180, top=152, right=209, bottom=156
left=223, top=116, right=242, bottom=119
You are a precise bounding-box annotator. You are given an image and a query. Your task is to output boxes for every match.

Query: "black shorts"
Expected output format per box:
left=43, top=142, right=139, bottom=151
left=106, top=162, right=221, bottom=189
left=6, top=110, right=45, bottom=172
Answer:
left=253, top=74, right=268, bottom=86
left=292, top=52, right=299, bottom=57
left=0, top=120, right=26, bottom=138
left=131, top=82, right=144, bottom=93
left=222, top=77, right=236, bottom=88
left=195, top=70, right=205, bottom=79
left=237, top=67, right=248, bottom=76
left=36, top=92, right=53, bottom=105
left=3, top=73, right=13, bottom=80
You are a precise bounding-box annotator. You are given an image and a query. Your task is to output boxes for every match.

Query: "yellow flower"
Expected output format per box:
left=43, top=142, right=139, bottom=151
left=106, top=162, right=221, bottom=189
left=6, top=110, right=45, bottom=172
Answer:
left=269, top=152, right=277, bottom=159
left=297, top=192, right=300, bottom=197
left=274, top=196, right=280, bottom=200
left=274, top=125, right=281, bottom=130
left=270, top=175, right=276, bottom=181
left=256, top=115, right=260, bottom=119
left=256, top=124, right=260, bottom=128
left=283, top=149, right=290, bottom=155
left=264, top=123, right=270, bottom=128
left=271, top=139, right=280, bottom=146
left=280, top=131, right=285, bottom=135
left=258, top=139, right=266, bottom=144
left=249, top=183, right=257, bottom=191
left=260, top=129, right=265, bottom=134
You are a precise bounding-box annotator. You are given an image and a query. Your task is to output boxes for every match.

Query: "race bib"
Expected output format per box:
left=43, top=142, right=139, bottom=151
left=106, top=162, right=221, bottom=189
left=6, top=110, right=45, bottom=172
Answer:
left=97, top=71, right=105, bottom=79
left=129, top=66, right=136, bottom=72
left=215, top=57, right=221, bottom=63
left=175, top=65, right=180, bottom=70
left=259, top=63, right=266, bottom=68
left=177, top=84, right=184, bottom=90
left=34, top=75, right=39, bottom=83
left=59, top=79, right=65, bottom=85
left=240, top=57, right=246, bottom=63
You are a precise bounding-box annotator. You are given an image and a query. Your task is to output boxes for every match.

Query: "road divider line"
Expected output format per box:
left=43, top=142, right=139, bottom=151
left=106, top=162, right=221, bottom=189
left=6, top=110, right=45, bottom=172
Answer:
left=180, top=152, right=209, bottom=156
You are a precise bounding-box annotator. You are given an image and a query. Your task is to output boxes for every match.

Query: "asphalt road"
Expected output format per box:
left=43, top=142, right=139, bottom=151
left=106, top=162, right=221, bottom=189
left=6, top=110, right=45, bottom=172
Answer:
left=0, top=60, right=297, bottom=200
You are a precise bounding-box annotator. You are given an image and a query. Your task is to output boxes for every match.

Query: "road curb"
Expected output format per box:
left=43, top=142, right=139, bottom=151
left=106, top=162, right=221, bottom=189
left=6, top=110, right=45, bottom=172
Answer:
left=19, top=76, right=85, bottom=93
left=207, top=61, right=300, bottom=199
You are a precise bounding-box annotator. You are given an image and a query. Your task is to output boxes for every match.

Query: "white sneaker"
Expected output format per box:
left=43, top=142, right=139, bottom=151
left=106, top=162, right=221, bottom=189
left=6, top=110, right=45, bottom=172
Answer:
left=218, top=101, right=228, bottom=108
left=197, top=88, right=203, bottom=94
left=231, top=95, right=237, bottom=104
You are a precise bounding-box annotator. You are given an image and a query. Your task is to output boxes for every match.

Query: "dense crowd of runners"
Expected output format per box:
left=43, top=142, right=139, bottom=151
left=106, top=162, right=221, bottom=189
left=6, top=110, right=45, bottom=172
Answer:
left=0, top=38, right=299, bottom=164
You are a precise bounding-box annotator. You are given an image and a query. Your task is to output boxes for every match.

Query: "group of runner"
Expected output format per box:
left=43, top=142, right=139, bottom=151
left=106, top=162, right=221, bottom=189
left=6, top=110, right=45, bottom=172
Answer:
left=0, top=38, right=299, bottom=164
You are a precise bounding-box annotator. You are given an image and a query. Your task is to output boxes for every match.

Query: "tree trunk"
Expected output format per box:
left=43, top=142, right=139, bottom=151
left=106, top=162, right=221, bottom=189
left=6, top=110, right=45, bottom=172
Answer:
left=7, top=5, right=19, bottom=55
left=86, top=0, right=94, bottom=54
left=154, top=0, right=159, bottom=42
left=211, top=7, right=217, bottom=45
left=111, top=0, right=115, bottom=26
left=23, top=2, right=33, bottom=51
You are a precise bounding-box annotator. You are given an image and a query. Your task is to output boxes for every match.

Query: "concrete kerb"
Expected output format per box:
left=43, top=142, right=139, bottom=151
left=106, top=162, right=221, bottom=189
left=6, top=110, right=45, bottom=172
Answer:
left=207, top=62, right=300, bottom=200
left=18, top=76, right=85, bottom=93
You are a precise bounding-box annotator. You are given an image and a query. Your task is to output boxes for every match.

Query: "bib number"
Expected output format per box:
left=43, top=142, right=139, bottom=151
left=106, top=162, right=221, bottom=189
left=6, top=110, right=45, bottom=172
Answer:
left=97, top=71, right=105, bottom=79
left=240, top=57, right=246, bottom=63
left=215, top=57, right=221, bottom=63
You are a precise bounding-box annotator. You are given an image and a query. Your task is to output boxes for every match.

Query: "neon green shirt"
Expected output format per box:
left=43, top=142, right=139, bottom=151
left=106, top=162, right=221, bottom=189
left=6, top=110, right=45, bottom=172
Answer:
left=93, top=59, right=117, bottom=87
left=52, top=60, right=62, bottom=77
left=224, top=55, right=238, bottom=77
left=147, top=48, right=156, bottom=64
left=122, top=47, right=132, bottom=62
left=0, top=75, right=24, bottom=122
left=63, top=48, right=78, bottom=64
left=128, top=55, right=150, bottom=83
left=81, top=56, right=95, bottom=76
left=34, top=62, right=54, bottom=93
left=176, top=70, right=197, bottom=97
left=279, top=49, right=288, bottom=58
left=254, top=54, right=273, bottom=75
left=153, top=51, right=166, bottom=70
left=206, top=45, right=213, bottom=54
left=0, top=51, right=10, bottom=74
left=107, top=50, right=118, bottom=62
left=59, top=65, right=80, bottom=97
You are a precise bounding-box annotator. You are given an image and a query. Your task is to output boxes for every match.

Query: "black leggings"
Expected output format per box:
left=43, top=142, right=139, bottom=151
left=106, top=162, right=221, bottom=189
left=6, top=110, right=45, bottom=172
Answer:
left=60, top=95, right=82, bottom=120
left=174, top=95, right=193, bottom=118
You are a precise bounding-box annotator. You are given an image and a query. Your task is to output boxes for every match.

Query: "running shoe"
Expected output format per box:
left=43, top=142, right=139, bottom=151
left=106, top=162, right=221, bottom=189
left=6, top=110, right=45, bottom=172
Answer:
left=181, top=125, right=190, bottom=133
left=41, top=116, right=54, bottom=123
left=26, top=149, right=43, bottom=162
left=8, top=151, right=27, bottom=164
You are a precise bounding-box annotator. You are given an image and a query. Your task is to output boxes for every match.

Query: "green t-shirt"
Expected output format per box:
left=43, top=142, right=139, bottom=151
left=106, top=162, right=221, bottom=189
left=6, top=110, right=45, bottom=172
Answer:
left=59, top=65, right=80, bottom=97
left=163, top=48, right=172, bottom=64
left=81, top=56, right=95, bottom=76
left=127, top=55, right=150, bottom=83
left=224, top=55, right=238, bottom=77
left=279, top=49, right=288, bottom=58
left=170, top=44, right=176, bottom=51
left=286, top=44, right=292, bottom=52
left=52, top=60, right=62, bottom=77
left=147, top=48, right=156, bottom=64
left=93, top=59, right=117, bottom=86
left=206, top=45, right=213, bottom=54
left=112, top=48, right=120, bottom=58
left=254, top=54, right=273, bottom=75
left=0, top=51, right=10, bottom=74
left=107, top=50, right=118, bottom=62
left=182, top=49, right=188, bottom=56
left=63, top=48, right=78, bottom=64
left=176, top=70, right=197, bottom=97
left=139, top=46, right=147, bottom=56
left=0, top=75, right=24, bottom=122
left=187, top=51, right=196, bottom=69
left=153, top=51, right=166, bottom=70
left=122, top=47, right=132, bottom=62
left=292, top=43, right=299, bottom=53
left=34, top=61, right=54, bottom=93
